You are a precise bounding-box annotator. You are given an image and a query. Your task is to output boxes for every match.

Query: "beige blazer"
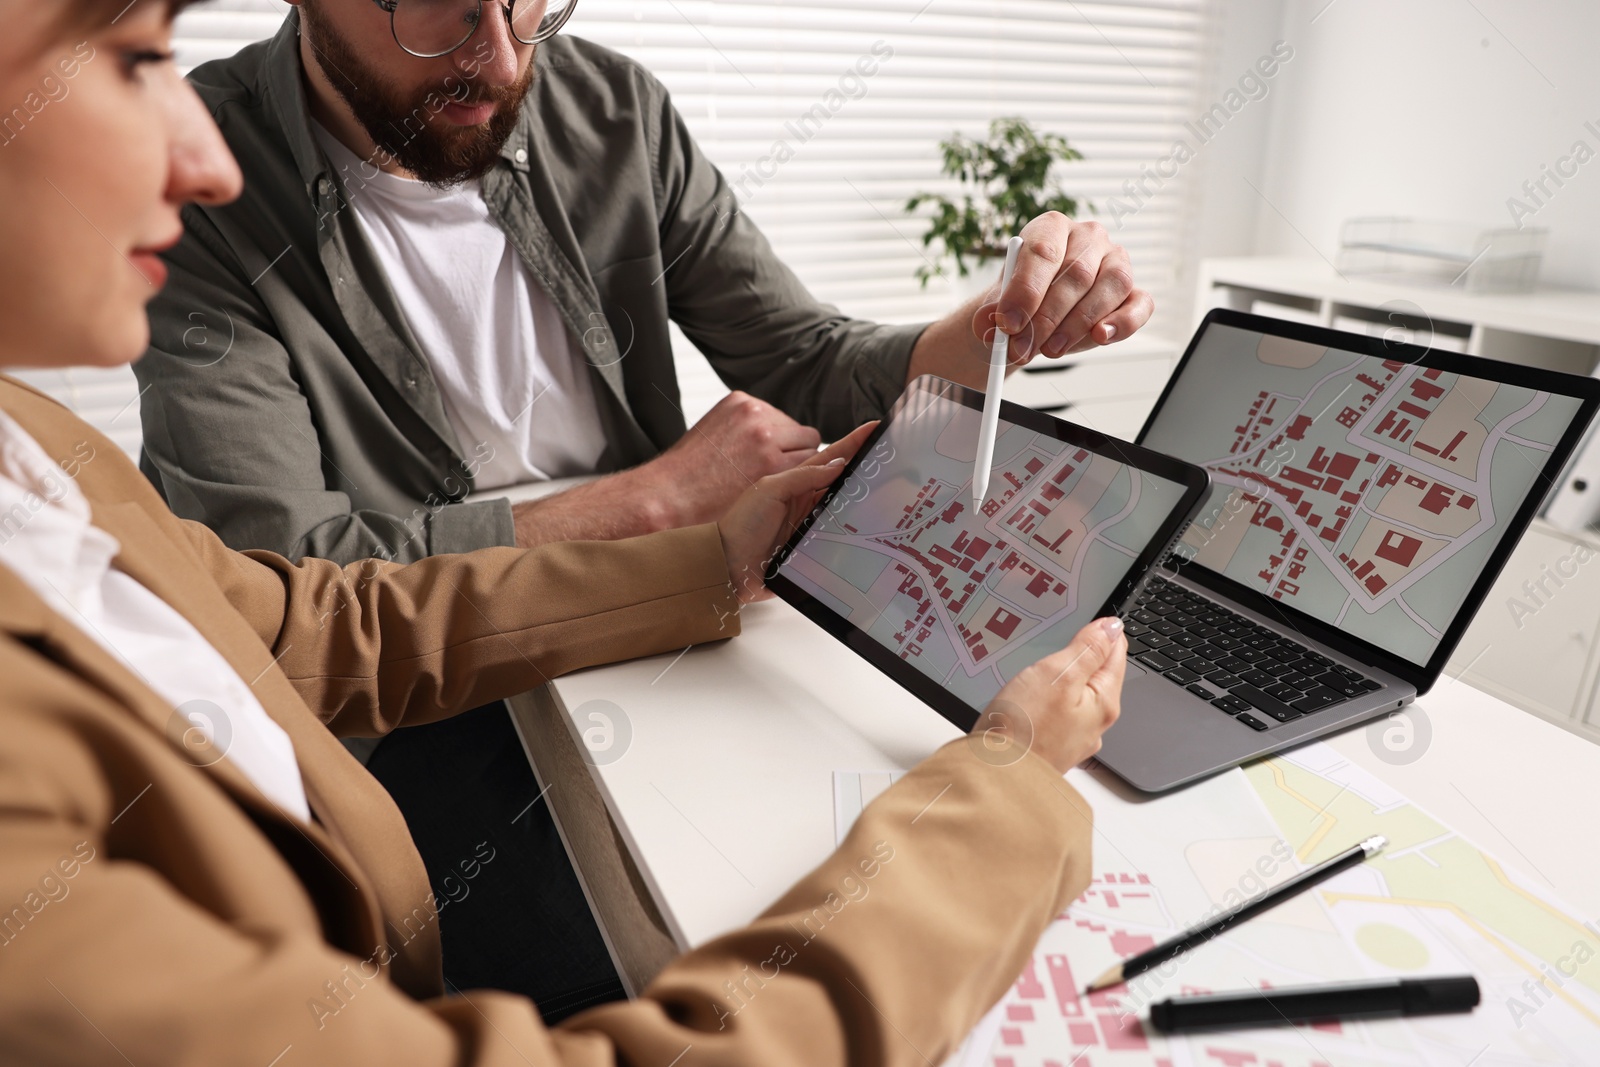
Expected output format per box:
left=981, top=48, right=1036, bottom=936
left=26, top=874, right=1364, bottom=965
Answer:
left=0, top=375, right=1094, bottom=1066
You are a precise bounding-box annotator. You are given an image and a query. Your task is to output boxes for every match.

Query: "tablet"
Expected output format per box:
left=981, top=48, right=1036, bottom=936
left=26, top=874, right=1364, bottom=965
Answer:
left=766, top=375, right=1211, bottom=731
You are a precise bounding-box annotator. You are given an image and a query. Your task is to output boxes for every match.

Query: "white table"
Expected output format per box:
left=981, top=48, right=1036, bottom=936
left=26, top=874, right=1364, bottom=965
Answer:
left=509, top=597, right=1600, bottom=1033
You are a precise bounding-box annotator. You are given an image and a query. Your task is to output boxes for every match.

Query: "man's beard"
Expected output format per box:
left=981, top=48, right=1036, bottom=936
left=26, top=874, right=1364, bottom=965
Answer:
left=300, top=1, right=534, bottom=187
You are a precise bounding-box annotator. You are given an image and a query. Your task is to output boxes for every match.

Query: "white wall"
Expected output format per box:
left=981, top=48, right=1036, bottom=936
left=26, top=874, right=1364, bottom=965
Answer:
left=1168, top=0, right=1293, bottom=326
left=1250, top=0, right=1600, bottom=290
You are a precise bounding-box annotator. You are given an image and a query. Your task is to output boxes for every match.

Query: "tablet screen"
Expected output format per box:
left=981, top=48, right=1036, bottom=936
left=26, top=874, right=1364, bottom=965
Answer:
left=769, top=376, right=1209, bottom=725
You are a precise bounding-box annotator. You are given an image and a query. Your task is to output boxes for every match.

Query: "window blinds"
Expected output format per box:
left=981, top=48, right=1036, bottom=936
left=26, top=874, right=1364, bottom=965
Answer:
left=558, top=0, right=1211, bottom=328
left=30, top=0, right=1209, bottom=450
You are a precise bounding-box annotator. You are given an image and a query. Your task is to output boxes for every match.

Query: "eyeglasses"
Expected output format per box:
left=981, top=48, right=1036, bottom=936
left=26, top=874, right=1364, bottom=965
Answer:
left=370, top=0, right=579, bottom=60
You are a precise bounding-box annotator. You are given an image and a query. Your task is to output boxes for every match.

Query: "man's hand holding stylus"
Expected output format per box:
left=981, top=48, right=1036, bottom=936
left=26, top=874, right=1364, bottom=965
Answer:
left=906, top=213, right=1155, bottom=392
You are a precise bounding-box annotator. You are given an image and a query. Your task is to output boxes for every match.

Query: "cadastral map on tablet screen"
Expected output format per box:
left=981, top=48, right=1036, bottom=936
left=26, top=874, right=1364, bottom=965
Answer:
left=779, top=388, right=1191, bottom=711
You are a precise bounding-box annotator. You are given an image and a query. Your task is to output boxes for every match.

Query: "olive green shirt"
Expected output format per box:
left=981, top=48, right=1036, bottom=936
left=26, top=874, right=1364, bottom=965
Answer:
left=136, top=10, right=925, bottom=565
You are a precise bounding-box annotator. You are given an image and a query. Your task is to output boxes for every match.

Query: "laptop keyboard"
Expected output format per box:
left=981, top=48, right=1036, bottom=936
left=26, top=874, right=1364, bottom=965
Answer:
left=1124, top=576, right=1383, bottom=731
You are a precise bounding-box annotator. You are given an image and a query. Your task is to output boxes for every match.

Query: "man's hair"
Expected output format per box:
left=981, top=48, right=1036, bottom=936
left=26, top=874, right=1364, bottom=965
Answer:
left=53, top=0, right=198, bottom=41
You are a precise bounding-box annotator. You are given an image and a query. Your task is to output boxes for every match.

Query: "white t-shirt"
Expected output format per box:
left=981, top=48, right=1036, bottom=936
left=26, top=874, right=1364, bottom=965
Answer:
left=314, top=125, right=608, bottom=490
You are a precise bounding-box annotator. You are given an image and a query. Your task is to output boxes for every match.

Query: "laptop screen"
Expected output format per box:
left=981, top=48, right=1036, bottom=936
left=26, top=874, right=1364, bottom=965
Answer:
left=1139, top=320, right=1590, bottom=667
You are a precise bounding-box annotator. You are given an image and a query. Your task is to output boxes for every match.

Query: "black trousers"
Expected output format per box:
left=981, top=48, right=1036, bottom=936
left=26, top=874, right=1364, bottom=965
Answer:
left=365, top=701, right=627, bottom=1024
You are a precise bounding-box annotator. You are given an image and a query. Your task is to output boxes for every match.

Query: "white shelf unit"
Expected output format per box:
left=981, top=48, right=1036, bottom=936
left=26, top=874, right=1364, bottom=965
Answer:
left=1197, top=256, right=1600, bottom=746
left=1197, top=256, right=1600, bottom=372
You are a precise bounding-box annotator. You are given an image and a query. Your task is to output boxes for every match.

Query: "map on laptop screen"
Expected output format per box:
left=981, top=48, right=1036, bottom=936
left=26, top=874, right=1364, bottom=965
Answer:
left=1140, top=323, right=1587, bottom=666
left=776, top=386, right=1193, bottom=713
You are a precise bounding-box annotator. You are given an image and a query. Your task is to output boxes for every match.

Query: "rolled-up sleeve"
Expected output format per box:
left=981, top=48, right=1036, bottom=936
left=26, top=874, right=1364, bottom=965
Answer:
left=647, top=75, right=928, bottom=439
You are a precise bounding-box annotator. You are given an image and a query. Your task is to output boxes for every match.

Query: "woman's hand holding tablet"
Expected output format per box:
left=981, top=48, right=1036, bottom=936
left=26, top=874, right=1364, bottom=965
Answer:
left=716, top=422, right=879, bottom=604
left=976, top=615, right=1129, bottom=772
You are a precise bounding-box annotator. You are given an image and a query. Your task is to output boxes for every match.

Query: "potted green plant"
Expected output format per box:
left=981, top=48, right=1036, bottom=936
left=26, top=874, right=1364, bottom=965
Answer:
left=905, top=117, right=1090, bottom=291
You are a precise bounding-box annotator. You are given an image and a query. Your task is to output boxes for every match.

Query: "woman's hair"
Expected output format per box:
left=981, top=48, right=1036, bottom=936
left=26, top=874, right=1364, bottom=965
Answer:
left=53, top=0, right=197, bottom=41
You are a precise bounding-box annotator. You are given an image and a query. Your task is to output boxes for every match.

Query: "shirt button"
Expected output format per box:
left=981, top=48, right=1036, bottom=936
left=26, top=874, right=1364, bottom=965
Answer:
left=514, top=148, right=528, bottom=165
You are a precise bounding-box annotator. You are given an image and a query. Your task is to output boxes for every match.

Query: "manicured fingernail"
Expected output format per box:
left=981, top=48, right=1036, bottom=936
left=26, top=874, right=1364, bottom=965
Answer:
left=1101, top=323, right=1117, bottom=342
left=1101, top=617, right=1125, bottom=636
left=1043, top=334, right=1067, bottom=357
left=827, top=457, right=846, bottom=466
left=1003, top=309, right=1027, bottom=334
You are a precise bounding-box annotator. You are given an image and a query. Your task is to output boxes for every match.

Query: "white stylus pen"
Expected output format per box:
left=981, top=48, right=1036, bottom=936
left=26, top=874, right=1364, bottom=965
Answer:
left=972, top=235, right=1025, bottom=507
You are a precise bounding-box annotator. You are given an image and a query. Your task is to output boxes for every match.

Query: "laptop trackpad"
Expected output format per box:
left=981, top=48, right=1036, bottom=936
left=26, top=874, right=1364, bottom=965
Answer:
left=1097, top=666, right=1269, bottom=793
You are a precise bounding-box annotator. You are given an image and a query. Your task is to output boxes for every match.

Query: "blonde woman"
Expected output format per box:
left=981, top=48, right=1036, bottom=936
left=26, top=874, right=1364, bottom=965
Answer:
left=0, top=1, right=1126, bottom=1063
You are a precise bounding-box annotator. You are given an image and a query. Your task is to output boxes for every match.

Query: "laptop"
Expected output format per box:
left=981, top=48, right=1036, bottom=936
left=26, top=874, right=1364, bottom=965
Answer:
left=1096, top=308, right=1600, bottom=791
left=766, top=375, right=1210, bottom=732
